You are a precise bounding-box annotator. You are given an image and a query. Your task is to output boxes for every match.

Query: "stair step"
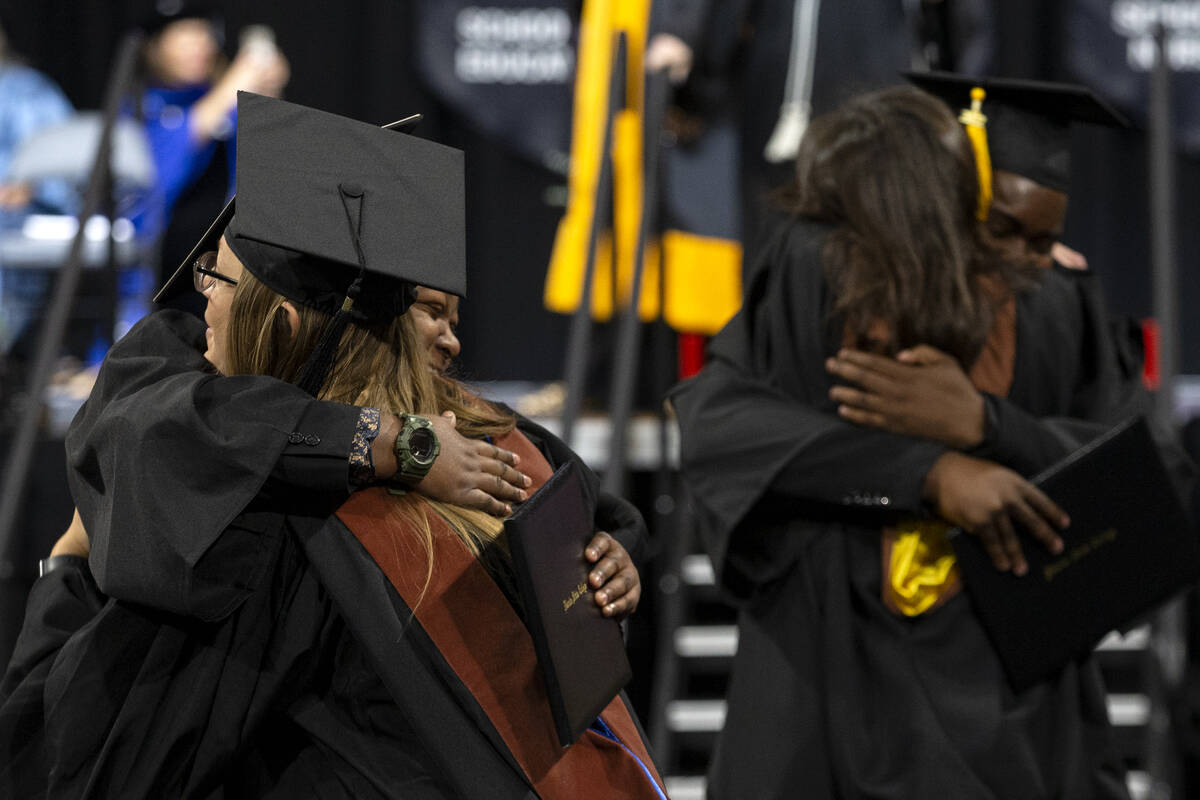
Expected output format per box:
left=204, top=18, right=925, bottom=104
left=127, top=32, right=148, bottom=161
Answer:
left=665, top=693, right=1147, bottom=734
left=1107, top=693, right=1151, bottom=727
left=1096, top=626, right=1151, bottom=652
left=664, top=776, right=706, bottom=800
left=680, top=554, right=715, bottom=586
left=662, top=771, right=1155, bottom=799
left=666, top=699, right=726, bottom=732
left=674, top=625, right=738, bottom=658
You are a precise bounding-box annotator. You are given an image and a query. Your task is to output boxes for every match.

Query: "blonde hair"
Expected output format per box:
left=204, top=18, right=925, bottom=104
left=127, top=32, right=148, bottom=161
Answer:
left=224, top=269, right=516, bottom=591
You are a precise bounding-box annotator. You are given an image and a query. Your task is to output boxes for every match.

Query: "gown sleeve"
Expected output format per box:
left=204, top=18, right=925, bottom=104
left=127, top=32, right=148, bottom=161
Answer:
left=65, top=310, right=361, bottom=619
left=671, top=357, right=946, bottom=590
left=0, top=559, right=105, bottom=798
left=670, top=218, right=951, bottom=588
left=971, top=266, right=1194, bottom=501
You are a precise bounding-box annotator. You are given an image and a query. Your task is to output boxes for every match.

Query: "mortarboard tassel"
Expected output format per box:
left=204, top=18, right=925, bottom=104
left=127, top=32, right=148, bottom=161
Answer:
left=295, top=184, right=368, bottom=396
left=958, top=87, right=993, bottom=222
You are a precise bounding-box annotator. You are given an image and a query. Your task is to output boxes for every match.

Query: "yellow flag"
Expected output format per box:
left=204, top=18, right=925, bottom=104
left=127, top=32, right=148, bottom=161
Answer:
left=545, top=0, right=742, bottom=335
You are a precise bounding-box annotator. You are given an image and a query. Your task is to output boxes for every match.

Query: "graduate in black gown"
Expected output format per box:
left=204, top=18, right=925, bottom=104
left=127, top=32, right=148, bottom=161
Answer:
left=0, top=92, right=662, bottom=798
left=670, top=84, right=1193, bottom=798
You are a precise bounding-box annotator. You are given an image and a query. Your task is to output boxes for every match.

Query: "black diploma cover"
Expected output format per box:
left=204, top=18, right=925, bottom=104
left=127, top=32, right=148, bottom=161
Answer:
left=505, top=461, right=633, bottom=746
left=952, top=416, right=1200, bottom=692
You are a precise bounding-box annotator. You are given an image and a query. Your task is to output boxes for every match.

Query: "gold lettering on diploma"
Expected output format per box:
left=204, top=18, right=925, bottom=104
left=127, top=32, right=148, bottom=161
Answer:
left=562, top=581, right=588, bottom=612
left=1043, top=528, right=1119, bottom=582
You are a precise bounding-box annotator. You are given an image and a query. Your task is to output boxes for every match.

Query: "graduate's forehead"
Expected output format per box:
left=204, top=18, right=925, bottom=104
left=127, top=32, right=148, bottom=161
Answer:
left=216, top=236, right=246, bottom=281
left=990, top=171, right=1068, bottom=236
left=413, top=286, right=459, bottom=314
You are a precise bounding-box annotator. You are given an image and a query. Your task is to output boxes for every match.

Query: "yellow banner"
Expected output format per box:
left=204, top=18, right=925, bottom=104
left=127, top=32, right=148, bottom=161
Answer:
left=544, top=0, right=742, bottom=334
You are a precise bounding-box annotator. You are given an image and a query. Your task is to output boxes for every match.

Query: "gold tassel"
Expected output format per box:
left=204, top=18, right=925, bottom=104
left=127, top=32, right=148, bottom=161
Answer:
left=883, top=521, right=961, bottom=617
left=958, top=87, right=993, bottom=222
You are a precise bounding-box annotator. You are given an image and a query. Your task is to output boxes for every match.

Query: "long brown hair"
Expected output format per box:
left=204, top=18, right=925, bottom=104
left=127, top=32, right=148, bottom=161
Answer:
left=224, top=270, right=516, bottom=590
left=786, top=85, right=1034, bottom=368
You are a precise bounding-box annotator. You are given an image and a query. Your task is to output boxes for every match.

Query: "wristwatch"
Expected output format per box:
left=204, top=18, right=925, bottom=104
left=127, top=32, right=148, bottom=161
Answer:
left=392, top=413, right=441, bottom=486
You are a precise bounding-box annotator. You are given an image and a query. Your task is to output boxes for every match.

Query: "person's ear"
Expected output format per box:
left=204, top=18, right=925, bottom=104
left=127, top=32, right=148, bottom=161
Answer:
left=281, top=301, right=300, bottom=340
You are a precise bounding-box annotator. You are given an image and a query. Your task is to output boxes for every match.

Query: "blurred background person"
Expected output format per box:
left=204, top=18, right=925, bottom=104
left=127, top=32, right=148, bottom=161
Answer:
left=0, top=22, right=73, bottom=213
left=0, top=20, right=74, bottom=357
left=134, top=0, right=288, bottom=312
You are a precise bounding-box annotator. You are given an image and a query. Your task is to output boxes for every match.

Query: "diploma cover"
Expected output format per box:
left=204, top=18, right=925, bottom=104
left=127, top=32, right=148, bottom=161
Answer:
left=505, top=461, right=633, bottom=746
left=952, top=416, right=1199, bottom=691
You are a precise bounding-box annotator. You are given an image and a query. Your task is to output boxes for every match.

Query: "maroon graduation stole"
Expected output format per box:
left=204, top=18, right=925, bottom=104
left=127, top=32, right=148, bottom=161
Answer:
left=335, top=430, right=663, bottom=800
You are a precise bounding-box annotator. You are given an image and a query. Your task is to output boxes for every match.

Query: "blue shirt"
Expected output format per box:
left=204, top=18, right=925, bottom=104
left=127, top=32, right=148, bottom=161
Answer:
left=133, top=84, right=237, bottom=238
left=0, top=61, right=74, bottom=213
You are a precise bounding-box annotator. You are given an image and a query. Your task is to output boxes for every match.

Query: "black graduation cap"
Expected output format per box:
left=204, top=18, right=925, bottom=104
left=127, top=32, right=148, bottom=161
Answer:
left=154, top=91, right=463, bottom=317
left=153, top=92, right=462, bottom=394
left=904, top=71, right=1128, bottom=193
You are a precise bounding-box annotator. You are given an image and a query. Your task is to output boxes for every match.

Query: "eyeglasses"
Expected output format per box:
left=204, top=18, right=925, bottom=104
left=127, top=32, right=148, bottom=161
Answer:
left=193, top=251, right=239, bottom=293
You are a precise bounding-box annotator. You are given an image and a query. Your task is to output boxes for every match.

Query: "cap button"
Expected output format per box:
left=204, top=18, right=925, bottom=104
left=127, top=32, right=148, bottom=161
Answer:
left=338, top=182, right=364, bottom=198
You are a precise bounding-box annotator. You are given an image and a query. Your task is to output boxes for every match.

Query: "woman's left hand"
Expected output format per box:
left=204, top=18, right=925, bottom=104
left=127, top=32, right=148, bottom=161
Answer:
left=826, top=345, right=986, bottom=449
left=585, top=531, right=640, bottom=620
left=50, top=508, right=90, bottom=558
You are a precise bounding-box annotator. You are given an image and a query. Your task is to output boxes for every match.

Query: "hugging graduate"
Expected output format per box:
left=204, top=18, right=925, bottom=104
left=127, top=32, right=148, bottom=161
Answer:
left=0, top=92, right=665, bottom=799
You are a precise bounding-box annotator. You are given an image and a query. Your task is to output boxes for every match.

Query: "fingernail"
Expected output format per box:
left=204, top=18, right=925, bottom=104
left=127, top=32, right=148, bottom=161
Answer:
left=605, top=604, right=616, bottom=615
left=523, top=475, right=532, bottom=487
left=518, top=490, right=527, bottom=501
left=1014, top=562, right=1027, bottom=577
left=596, top=591, right=607, bottom=604
left=1053, top=538, right=1064, bottom=554
left=586, top=549, right=597, bottom=560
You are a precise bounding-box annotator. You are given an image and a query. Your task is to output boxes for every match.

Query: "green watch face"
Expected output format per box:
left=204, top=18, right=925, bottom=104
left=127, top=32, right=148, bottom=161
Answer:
left=409, top=427, right=437, bottom=463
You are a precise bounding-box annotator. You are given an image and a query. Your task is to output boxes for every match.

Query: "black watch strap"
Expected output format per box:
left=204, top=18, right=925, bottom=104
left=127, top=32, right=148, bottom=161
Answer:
left=38, top=554, right=90, bottom=579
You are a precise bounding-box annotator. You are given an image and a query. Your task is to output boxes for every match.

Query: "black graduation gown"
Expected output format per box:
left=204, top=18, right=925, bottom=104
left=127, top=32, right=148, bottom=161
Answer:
left=6, top=503, right=657, bottom=798
left=0, top=559, right=104, bottom=797
left=63, top=310, right=363, bottom=620
left=669, top=216, right=1192, bottom=799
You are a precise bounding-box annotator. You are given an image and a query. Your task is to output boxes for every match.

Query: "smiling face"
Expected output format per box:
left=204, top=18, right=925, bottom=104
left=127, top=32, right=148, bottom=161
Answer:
left=201, top=236, right=245, bottom=374
left=408, top=286, right=461, bottom=374
left=987, top=170, right=1069, bottom=270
